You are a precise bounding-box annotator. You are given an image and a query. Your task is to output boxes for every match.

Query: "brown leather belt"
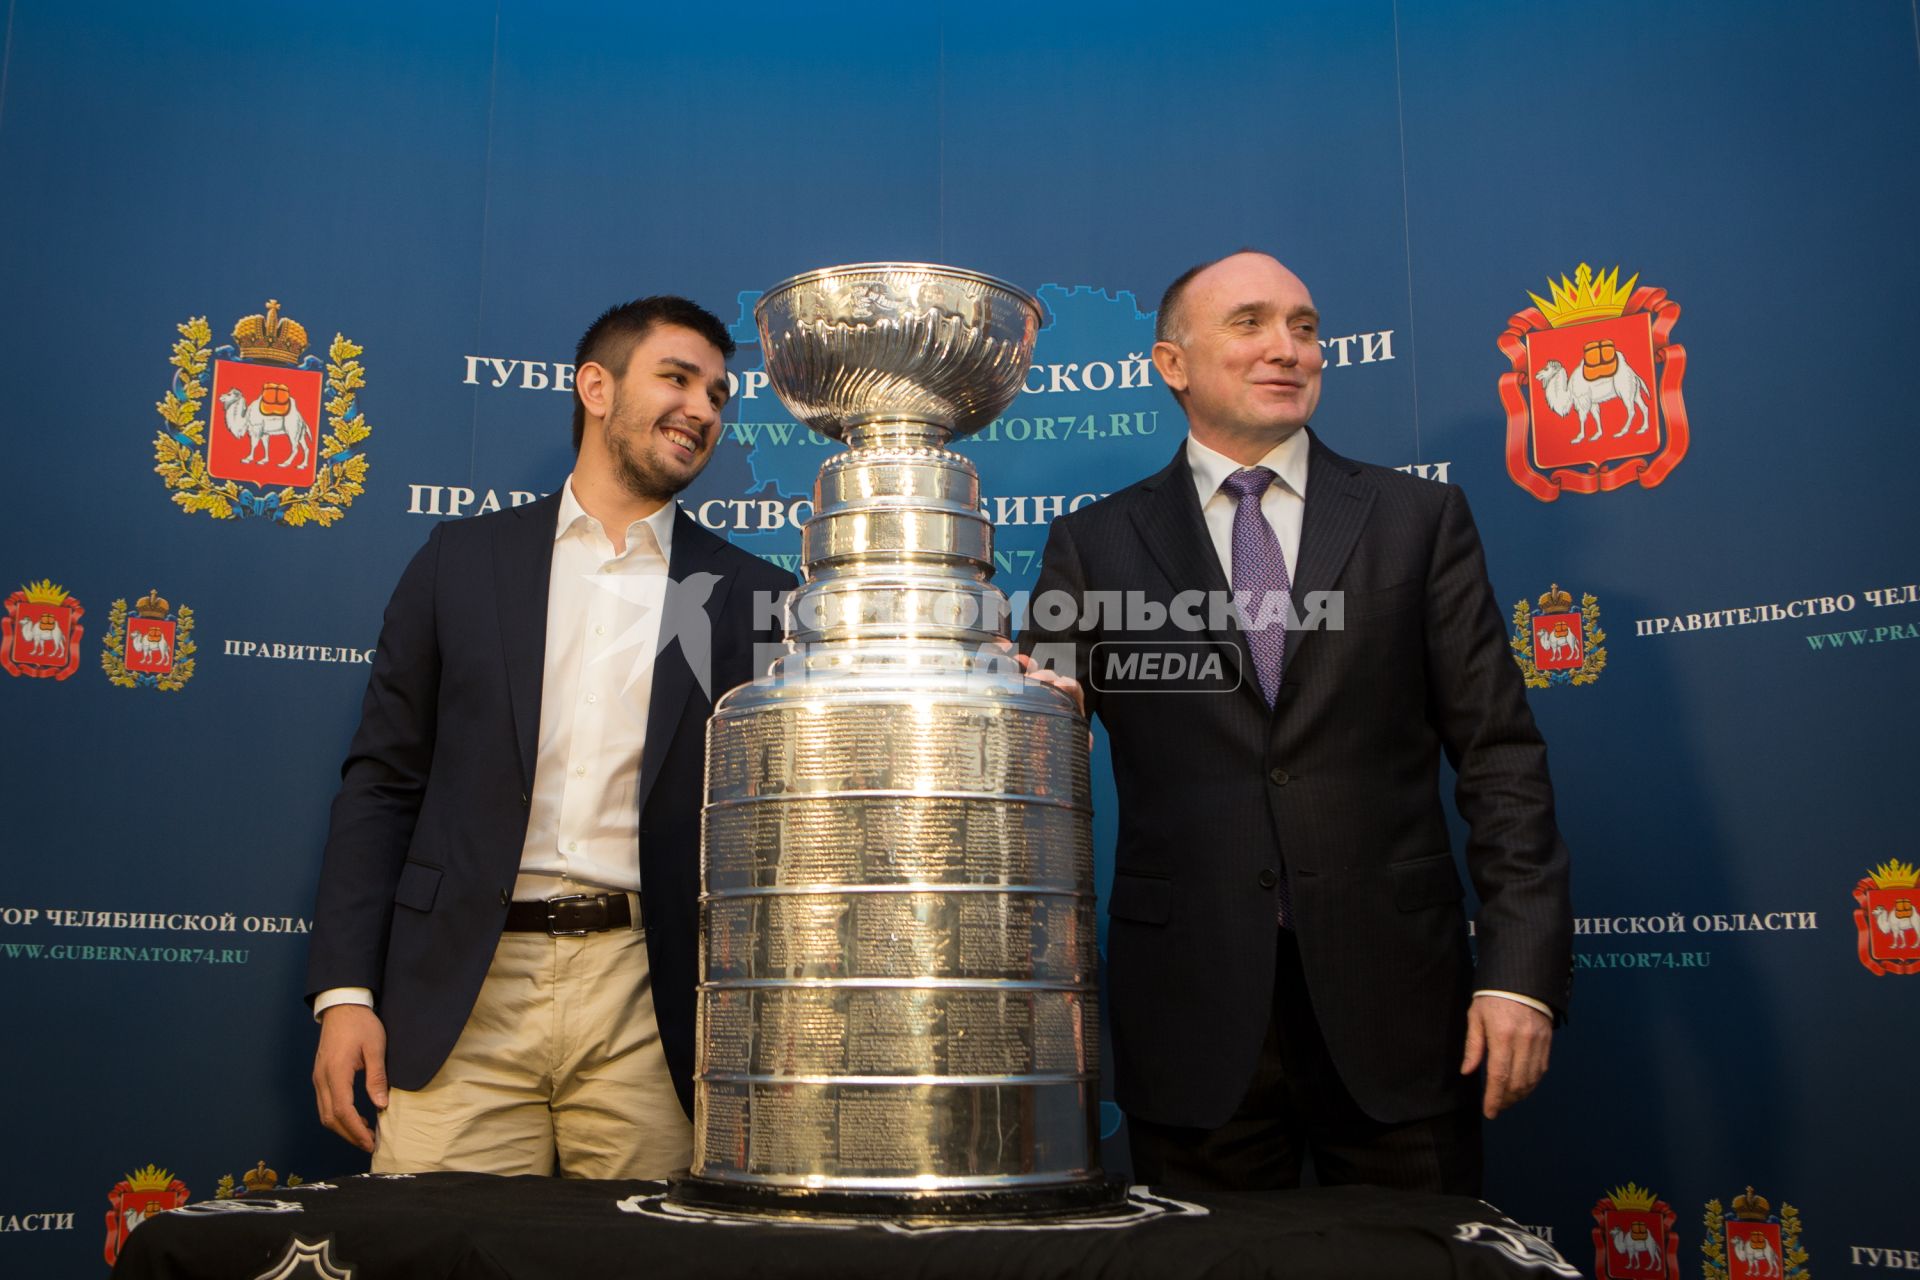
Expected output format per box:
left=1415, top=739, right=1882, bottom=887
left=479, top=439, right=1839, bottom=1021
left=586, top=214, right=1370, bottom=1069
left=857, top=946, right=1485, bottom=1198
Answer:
left=503, top=892, right=634, bottom=936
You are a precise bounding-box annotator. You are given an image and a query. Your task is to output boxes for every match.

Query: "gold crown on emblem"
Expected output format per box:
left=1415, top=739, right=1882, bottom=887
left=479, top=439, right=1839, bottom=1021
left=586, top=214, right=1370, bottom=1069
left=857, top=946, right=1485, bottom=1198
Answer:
left=20, top=578, right=71, bottom=606
left=232, top=300, right=309, bottom=366
left=1731, top=1186, right=1771, bottom=1221
left=1529, top=264, right=1638, bottom=329
left=1870, top=858, right=1920, bottom=889
left=241, top=1161, right=278, bottom=1193
left=1536, top=584, right=1574, bottom=614
left=124, top=1164, right=176, bottom=1192
left=134, top=588, right=170, bottom=620
left=1608, top=1182, right=1659, bottom=1212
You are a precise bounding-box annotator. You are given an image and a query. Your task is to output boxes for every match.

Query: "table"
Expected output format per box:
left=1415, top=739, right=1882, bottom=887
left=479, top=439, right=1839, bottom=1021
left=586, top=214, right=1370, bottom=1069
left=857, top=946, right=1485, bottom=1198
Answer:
left=112, top=1171, right=1578, bottom=1279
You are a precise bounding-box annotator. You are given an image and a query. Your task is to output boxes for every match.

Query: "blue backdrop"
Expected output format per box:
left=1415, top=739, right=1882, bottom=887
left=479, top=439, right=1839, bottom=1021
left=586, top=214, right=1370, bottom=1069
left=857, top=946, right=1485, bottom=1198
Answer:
left=3, top=2, right=1916, bottom=1274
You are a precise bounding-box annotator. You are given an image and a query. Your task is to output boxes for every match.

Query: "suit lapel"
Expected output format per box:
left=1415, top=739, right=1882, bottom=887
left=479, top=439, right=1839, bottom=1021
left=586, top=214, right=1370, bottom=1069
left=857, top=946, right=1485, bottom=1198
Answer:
left=1285, top=431, right=1375, bottom=681
left=494, top=494, right=562, bottom=793
left=637, top=507, right=737, bottom=815
left=1129, top=447, right=1263, bottom=710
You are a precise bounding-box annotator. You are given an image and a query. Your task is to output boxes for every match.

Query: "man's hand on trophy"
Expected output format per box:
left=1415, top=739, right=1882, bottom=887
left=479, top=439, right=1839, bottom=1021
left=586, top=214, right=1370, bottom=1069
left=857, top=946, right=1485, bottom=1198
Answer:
left=1014, top=651, right=1087, bottom=718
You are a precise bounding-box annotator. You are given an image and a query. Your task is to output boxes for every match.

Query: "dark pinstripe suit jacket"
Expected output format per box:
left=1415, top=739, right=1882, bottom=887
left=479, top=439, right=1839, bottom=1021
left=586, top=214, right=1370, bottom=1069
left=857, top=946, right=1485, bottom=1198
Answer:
left=1019, top=432, right=1572, bottom=1129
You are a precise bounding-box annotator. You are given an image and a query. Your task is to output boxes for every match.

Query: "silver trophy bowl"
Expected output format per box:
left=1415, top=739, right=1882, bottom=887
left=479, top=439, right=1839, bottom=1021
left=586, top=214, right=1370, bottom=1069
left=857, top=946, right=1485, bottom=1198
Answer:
left=670, top=264, right=1118, bottom=1218
left=753, top=262, right=1042, bottom=442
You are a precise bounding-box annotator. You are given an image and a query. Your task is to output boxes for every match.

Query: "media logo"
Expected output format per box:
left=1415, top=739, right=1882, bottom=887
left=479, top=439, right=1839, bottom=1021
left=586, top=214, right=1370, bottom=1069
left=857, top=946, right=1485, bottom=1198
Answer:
left=1853, top=858, right=1920, bottom=975
left=1592, top=1182, right=1679, bottom=1279
left=103, top=1164, right=189, bottom=1267
left=1, top=579, right=86, bottom=681
left=153, top=299, right=373, bottom=525
left=102, top=588, right=196, bottom=691
left=1703, top=1186, right=1806, bottom=1280
left=1512, top=584, right=1606, bottom=687
left=1499, top=264, right=1689, bottom=501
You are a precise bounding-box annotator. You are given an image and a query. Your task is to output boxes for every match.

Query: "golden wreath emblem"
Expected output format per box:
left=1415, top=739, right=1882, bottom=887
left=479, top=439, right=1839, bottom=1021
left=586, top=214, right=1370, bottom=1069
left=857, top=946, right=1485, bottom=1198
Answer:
left=1511, top=583, right=1607, bottom=688
left=100, top=587, right=196, bottom=691
left=152, top=299, right=372, bottom=525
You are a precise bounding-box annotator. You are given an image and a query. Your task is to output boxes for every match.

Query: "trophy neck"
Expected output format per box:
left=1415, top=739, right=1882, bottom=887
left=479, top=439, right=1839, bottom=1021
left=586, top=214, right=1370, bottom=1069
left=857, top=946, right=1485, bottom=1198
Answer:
left=844, top=417, right=952, bottom=451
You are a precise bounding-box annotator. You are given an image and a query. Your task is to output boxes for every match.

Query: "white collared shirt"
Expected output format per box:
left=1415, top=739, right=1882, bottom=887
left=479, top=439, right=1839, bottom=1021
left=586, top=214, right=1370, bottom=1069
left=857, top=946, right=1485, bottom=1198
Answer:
left=314, top=475, right=677, bottom=1019
left=1186, top=430, right=1309, bottom=585
left=514, top=475, right=678, bottom=896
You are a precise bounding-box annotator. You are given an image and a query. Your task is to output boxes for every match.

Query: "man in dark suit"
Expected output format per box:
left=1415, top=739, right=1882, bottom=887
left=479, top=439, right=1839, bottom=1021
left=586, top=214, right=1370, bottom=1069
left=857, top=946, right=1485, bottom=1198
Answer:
left=1019, top=251, right=1571, bottom=1194
left=307, top=296, right=794, bottom=1177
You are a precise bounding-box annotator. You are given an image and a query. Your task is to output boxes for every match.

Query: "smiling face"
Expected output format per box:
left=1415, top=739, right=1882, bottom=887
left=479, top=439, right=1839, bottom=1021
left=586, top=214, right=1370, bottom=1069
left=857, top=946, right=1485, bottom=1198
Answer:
left=1153, top=252, right=1324, bottom=460
left=590, top=323, right=730, bottom=503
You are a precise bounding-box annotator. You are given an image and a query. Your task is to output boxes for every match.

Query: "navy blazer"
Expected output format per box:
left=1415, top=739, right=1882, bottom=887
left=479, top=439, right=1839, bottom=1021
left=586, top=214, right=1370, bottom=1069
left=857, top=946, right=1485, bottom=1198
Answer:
left=1020, top=433, right=1572, bottom=1129
left=306, top=493, right=795, bottom=1113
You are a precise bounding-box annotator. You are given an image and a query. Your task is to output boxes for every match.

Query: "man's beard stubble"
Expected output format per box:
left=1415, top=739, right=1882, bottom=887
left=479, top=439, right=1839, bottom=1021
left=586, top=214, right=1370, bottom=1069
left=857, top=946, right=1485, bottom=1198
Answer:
left=605, top=390, right=696, bottom=506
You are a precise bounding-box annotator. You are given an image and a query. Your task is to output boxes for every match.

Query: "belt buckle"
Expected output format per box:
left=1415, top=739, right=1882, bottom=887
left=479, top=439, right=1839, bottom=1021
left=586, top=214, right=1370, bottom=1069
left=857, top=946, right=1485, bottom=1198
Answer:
left=545, top=893, right=599, bottom=937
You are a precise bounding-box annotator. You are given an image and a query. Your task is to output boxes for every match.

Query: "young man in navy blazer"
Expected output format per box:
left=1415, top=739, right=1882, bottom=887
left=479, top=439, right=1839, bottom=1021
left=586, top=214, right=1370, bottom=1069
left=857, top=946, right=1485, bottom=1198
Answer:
left=307, top=296, right=795, bottom=1177
left=1020, top=252, right=1572, bottom=1194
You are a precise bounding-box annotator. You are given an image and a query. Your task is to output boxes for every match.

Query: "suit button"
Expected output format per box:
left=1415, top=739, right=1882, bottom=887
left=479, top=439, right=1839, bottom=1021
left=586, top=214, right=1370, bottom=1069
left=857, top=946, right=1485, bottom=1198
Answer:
left=1258, top=868, right=1278, bottom=889
left=521, top=792, right=530, bottom=806
left=1268, top=767, right=1290, bottom=786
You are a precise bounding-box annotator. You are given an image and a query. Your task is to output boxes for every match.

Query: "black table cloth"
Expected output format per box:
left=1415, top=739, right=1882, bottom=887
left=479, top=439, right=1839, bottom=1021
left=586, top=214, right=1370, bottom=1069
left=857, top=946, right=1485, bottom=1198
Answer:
left=112, top=1171, right=1579, bottom=1280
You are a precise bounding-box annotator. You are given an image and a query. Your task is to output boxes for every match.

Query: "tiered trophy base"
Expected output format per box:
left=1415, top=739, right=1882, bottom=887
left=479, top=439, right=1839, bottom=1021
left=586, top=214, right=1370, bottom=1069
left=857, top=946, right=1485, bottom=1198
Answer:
left=665, top=1172, right=1128, bottom=1220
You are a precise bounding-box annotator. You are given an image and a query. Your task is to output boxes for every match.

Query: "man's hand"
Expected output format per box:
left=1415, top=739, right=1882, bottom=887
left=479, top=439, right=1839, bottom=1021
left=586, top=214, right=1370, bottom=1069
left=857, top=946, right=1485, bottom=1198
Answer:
left=313, top=1004, right=389, bottom=1152
left=1460, top=995, right=1552, bottom=1119
left=1014, top=651, right=1087, bottom=717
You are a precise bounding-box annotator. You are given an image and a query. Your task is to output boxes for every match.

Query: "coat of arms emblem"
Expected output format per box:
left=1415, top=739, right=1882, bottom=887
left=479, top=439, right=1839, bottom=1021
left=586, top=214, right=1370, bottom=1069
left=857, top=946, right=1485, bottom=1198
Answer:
left=101, top=587, right=196, bottom=690
left=1, top=579, right=86, bottom=681
left=1853, top=858, right=1920, bottom=975
left=215, top=1158, right=305, bottom=1199
left=153, top=299, right=372, bottom=525
left=1703, top=1186, right=1807, bottom=1280
left=1499, top=264, right=1689, bottom=501
left=1512, top=584, right=1606, bottom=687
left=1592, top=1182, right=1680, bottom=1279
left=104, top=1163, right=190, bottom=1266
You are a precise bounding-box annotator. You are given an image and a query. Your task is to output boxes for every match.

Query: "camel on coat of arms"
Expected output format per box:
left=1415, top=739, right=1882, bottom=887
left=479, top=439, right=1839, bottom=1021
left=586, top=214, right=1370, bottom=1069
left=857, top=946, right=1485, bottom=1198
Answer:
left=1536, top=356, right=1651, bottom=446
left=219, top=387, right=313, bottom=469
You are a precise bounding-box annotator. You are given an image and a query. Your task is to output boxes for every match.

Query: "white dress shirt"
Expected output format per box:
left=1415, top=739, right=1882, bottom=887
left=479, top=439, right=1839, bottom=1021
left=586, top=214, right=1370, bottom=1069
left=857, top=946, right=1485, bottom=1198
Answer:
left=1183, top=433, right=1550, bottom=1022
left=1186, top=431, right=1307, bottom=586
left=314, top=475, right=677, bottom=1019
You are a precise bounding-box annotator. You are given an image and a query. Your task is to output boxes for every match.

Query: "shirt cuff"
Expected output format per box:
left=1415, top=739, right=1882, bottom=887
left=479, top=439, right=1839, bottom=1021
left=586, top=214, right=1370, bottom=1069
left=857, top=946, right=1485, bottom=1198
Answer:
left=312, top=987, right=375, bottom=1022
left=1473, top=989, right=1554, bottom=1019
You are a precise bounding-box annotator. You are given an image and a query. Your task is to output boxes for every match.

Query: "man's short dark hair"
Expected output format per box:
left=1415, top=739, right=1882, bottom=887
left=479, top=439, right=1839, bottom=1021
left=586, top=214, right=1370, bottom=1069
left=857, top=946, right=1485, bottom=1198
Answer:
left=1154, top=247, right=1265, bottom=347
left=571, top=296, right=737, bottom=451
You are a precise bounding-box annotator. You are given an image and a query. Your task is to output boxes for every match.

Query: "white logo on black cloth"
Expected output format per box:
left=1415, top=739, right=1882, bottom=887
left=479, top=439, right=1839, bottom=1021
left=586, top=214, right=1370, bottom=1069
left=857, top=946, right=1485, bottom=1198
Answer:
left=171, top=1198, right=304, bottom=1217
left=251, top=1234, right=354, bottom=1280
left=615, top=1184, right=1206, bottom=1235
left=1453, top=1222, right=1580, bottom=1276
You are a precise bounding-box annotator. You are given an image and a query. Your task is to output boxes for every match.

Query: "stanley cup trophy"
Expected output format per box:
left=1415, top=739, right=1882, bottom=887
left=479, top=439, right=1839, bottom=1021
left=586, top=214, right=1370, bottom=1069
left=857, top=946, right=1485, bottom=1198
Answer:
left=669, top=264, right=1121, bottom=1217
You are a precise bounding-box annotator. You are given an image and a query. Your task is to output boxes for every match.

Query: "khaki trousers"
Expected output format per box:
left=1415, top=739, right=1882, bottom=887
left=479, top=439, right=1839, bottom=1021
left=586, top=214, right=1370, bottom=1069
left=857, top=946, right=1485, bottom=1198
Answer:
left=370, top=889, right=692, bottom=1179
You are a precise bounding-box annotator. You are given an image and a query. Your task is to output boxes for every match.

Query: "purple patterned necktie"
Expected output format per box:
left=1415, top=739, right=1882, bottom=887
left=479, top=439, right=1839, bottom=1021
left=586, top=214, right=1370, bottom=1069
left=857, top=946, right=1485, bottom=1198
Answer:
left=1219, top=467, right=1291, bottom=706
left=1220, top=466, right=1296, bottom=927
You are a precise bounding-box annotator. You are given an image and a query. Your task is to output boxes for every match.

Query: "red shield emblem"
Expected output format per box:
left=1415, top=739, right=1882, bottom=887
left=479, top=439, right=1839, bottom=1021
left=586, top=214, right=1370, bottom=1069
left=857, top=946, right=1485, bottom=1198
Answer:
left=0, top=582, right=85, bottom=680
left=1598, top=1208, right=1671, bottom=1278
left=125, top=617, right=178, bottom=675
left=1726, top=1220, right=1785, bottom=1279
left=104, top=1167, right=190, bottom=1266
left=1500, top=264, right=1689, bottom=501
left=1591, top=1185, right=1679, bottom=1280
left=1855, top=870, right=1920, bottom=975
left=207, top=358, right=323, bottom=487
left=1532, top=611, right=1585, bottom=672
